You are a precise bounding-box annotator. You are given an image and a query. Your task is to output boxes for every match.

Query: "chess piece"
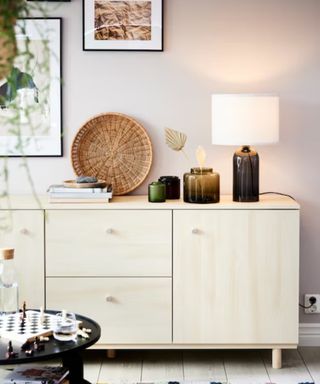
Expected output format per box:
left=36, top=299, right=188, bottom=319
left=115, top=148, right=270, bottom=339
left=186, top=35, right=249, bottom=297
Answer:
left=6, top=340, right=13, bottom=356
left=21, top=341, right=32, bottom=351
left=25, top=349, right=34, bottom=356
left=6, top=340, right=18, bottom=358
left=21, top=340, right=34, bottom=356
left=22, top=301, right=26, bottom=319
left=77, top=328, right=89, bottom=339
left=33, top=337, right=45, bottom=352
left=20, top=301, right=26, bottom=322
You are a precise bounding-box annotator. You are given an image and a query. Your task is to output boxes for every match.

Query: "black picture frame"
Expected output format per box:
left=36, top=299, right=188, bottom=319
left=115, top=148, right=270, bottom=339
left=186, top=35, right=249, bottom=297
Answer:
left=83, top=0, right=163, bottom=51
left=0, top=18, right=63, bottom=157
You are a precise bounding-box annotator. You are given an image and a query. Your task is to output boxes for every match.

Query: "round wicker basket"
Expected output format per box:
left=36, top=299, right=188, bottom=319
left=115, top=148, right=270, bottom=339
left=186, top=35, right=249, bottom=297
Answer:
left=71, top=113, right=153, bottom=196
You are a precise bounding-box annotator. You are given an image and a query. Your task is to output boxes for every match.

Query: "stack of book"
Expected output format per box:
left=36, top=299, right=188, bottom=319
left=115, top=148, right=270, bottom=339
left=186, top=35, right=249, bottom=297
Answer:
left=48, top=184, right=112, bottom=203
left=3, top=365, right=69, bottom=383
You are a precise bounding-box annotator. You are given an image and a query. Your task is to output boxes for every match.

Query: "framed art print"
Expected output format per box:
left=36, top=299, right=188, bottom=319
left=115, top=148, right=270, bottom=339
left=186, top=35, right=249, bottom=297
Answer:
left=83, top=0, right=163, bottom=51
left=0, top=18, right=62, bottom=157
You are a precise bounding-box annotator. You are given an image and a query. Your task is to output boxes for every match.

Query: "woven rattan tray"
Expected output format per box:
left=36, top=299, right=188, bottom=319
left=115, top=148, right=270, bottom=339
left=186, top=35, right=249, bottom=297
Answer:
left=71, top=113, right=153, bottom=195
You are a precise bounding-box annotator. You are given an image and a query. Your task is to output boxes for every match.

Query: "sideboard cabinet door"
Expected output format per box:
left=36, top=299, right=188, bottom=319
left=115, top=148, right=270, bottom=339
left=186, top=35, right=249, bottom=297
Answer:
left=173, top=209, right=299, bottom=345
left=0, top=210, right=44, bottom=308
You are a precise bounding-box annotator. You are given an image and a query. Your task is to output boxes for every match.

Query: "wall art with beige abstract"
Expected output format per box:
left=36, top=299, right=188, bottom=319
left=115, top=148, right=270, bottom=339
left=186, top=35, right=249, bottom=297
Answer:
left=83, top=0, right=163, bottom=51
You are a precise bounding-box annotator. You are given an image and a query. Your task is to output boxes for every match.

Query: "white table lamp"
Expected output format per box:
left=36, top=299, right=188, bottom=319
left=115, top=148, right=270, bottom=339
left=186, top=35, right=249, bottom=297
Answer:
left=212, top=94, right=279, bottom=202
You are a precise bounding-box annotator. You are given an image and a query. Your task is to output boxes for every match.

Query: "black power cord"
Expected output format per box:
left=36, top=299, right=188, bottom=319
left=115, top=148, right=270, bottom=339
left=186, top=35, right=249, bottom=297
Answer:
left=260, top=192, right=296, bottom=201
left=299, top=296, right=317, bottom=309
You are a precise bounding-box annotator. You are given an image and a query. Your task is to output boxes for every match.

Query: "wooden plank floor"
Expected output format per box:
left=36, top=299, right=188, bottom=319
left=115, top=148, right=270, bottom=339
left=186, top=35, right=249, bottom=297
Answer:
left=92, top=348, right=320, bottom=384
left=1, top=348, right=319, bottom=383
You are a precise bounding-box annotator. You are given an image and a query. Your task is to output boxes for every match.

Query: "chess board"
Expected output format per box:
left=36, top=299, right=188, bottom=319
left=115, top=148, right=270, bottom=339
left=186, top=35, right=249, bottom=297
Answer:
left=0, top=310, right=57, bottom=343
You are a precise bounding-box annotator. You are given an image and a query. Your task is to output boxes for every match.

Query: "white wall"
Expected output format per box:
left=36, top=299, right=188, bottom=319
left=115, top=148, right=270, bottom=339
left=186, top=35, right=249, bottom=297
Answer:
left=6, top=0, right=320, bottom=322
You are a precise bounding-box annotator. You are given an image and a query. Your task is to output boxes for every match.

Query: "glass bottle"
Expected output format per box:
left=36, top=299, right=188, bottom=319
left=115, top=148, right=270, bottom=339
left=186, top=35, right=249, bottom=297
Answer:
left=0, top=248, right=19, bottom=315
left=184, top=167, right=220, bottom=204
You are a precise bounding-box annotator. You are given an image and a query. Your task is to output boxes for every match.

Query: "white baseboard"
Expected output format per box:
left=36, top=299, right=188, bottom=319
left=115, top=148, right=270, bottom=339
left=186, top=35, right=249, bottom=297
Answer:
left=299, top=323, right=320, bottom=346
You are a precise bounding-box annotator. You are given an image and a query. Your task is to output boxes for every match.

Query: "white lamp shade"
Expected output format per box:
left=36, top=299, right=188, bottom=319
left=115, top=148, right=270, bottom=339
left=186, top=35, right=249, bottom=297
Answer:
left=212, top=94, right=279, bottom=145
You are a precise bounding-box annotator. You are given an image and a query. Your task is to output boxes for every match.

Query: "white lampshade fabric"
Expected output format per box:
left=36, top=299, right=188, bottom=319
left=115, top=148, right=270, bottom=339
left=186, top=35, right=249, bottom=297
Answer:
left=212, top=94, right=279, bottom=145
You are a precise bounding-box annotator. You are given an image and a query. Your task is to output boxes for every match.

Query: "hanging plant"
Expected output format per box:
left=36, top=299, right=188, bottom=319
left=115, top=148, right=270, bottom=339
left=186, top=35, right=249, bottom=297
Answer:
left=0, top=0, right=27, bottom=81
left=0, top=1, right=58, bottom=221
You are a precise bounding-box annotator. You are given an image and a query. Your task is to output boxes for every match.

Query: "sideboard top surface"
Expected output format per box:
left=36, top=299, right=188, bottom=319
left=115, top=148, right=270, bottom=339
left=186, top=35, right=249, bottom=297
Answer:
left=0, top=194, right=300, bottom=210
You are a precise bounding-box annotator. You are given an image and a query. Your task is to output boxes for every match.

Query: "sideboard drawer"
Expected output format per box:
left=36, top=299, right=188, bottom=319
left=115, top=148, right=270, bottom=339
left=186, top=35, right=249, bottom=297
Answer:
left=46, top=277, right=172, bottom=344
left=46, top=210, right=172, bottom=277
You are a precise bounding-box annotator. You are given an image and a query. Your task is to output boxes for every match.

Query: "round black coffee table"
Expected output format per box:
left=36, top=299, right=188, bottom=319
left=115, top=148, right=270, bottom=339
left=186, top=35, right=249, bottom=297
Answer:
left=0, top=310, right=101, bottom=384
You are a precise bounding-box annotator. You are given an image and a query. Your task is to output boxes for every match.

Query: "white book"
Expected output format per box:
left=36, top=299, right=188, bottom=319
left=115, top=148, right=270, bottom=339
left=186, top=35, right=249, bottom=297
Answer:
left=48, top=184, right=111, bottom=194
left=48, top=197, right=111, bottom=203
left=48, top=192, right=112, bottom=199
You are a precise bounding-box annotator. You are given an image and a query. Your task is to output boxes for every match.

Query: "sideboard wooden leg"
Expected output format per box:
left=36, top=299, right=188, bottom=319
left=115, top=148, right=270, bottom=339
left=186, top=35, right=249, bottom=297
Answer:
left=272, top=348, right=282, bottom=369
left=107, top=349, right=116, bottom=359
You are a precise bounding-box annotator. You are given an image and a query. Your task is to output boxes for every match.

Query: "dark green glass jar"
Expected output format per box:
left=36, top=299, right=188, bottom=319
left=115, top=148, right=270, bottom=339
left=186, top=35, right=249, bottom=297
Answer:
left=183, top=167, right=220, bottom=204
left=148, top=181, right=166, bottom=203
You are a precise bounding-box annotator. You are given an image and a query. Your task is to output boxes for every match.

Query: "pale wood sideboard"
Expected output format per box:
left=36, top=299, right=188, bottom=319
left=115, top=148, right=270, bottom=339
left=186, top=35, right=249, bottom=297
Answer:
left=0, top=195, right=300, bottom=368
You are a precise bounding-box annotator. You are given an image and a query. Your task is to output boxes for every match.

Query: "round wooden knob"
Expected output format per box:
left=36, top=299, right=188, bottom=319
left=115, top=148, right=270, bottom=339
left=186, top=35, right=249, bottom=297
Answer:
left=192, top=228, right=199, bottom=234
left=105, top=228, right=113, bottom=234
left=105, top=295, right=113, bottom=302
left=20, top=228, right=30, bottom=235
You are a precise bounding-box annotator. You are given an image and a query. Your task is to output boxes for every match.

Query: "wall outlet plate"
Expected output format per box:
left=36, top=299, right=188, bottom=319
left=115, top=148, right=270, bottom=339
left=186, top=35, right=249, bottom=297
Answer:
left=305, top=294, right=320, bottom=314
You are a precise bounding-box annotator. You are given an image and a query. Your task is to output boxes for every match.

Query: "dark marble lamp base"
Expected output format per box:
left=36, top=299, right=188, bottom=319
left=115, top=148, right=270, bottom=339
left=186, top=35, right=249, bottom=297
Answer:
left=233, top=146, right=259, bottom=202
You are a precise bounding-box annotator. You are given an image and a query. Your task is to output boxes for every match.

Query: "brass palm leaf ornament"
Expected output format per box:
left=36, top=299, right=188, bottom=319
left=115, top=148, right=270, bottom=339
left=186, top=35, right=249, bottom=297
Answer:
left=165, top=128, right=209, bottom=168
left=164, top=127, right=190, bottom=162
left=165, top=128, right=187, bottom=151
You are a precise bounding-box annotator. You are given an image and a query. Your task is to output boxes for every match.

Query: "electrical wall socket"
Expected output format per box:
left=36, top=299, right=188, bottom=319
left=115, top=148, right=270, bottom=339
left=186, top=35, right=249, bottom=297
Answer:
left=305, top=294, right=320, bottom=314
